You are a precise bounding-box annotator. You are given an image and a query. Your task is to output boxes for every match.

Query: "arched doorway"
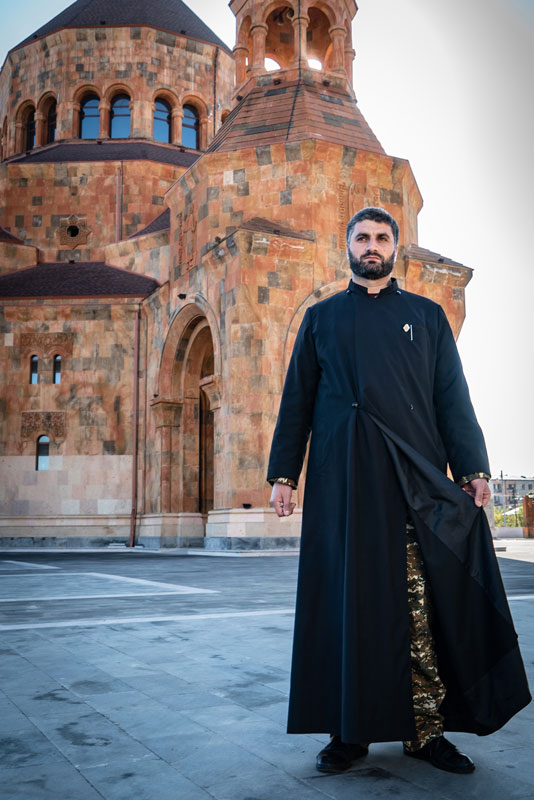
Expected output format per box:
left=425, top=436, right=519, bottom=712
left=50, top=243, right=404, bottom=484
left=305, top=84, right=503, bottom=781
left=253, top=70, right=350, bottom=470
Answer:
left=154, top=302, right=221, bottom=543
left=178, top=320, right=215, bottom=518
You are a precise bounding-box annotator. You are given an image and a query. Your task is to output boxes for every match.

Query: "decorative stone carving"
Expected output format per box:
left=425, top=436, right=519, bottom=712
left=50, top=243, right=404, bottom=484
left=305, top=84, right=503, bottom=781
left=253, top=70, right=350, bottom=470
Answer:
left=151, top=399, right=183, bottom=428
left=183, top=209, right=197, bottom=270
left=20, top=332, right=73, bottom=357
left=199, top=374, right=221, bottom=410
left=21, top=411, right=66, bottom=442
left=348, top=182, right=367, bottom=216
left=337, top=182, right=347, bottom=249
left=57, top=214, right=91, bottom=248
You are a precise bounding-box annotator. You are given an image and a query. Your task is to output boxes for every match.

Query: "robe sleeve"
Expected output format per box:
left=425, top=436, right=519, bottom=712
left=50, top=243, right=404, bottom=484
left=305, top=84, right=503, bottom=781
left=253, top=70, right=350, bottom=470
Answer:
left=266, top=308, right=320, bottom=487
left=433, top=306, right=490, bottom=482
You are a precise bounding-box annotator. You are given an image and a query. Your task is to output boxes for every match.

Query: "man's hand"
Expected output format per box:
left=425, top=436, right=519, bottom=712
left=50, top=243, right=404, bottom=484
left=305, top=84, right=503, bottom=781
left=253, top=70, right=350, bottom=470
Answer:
left=270, top=482, right=296, bottom=518
left=462, top=478, right=491, bottom=508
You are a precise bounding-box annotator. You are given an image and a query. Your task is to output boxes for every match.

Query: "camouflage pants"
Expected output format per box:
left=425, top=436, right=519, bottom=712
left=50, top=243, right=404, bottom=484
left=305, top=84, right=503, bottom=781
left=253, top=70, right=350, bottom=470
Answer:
left=403, top=523, right=446, bottom=751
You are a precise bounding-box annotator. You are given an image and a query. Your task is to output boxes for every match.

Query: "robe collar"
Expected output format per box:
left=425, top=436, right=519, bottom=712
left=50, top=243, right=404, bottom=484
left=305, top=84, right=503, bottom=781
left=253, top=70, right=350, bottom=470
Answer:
left=347, top=277, right=400, bottom=298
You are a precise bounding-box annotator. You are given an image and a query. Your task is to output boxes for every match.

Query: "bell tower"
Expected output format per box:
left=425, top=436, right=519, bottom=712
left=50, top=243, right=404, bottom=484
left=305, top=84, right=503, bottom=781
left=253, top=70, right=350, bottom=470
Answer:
left=231, top=0, right=356, bottom=94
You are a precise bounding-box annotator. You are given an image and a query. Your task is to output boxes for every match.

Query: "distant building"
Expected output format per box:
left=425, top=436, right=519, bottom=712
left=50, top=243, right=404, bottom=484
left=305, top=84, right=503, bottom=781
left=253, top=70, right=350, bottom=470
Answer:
left=491, top=477, right=534, bottom=508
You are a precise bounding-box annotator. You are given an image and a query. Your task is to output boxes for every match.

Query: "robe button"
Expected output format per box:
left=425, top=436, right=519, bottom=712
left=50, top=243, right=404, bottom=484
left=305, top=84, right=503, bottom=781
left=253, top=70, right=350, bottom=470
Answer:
left=352, top=402, right=359, bottom=408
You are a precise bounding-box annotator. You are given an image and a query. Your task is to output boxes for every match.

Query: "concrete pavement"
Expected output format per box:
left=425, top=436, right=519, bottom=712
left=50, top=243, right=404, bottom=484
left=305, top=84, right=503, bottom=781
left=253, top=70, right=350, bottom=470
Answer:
left=0, top=543, right=533, bottom=800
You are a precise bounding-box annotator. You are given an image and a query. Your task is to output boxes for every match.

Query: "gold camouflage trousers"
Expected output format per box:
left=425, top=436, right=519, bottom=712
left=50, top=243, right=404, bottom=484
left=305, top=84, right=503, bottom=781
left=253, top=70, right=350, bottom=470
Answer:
left=403, top=523, right=446, bottom=750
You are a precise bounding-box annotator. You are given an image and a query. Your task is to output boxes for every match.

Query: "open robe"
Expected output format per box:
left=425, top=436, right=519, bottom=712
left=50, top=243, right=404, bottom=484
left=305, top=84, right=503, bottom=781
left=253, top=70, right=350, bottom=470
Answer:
left=267, top=279, right=531, bottom=743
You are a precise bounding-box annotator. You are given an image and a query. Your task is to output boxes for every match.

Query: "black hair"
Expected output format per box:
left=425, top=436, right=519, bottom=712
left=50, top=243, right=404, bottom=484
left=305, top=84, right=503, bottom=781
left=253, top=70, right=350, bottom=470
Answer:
left=346, top=207, right=399, bottom=247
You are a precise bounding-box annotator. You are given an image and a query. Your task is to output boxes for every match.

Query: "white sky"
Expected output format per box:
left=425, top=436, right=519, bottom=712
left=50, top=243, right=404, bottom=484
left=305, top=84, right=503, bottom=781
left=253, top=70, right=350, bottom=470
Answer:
left=1, top=0, right=533, bottom=476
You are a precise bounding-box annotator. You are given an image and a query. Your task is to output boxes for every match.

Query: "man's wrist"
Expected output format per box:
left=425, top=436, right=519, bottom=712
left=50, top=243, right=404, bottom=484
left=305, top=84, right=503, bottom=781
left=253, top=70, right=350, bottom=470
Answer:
left=268, top=477, right=297, bottom=490
left=458, top=472, right=490, bottom=487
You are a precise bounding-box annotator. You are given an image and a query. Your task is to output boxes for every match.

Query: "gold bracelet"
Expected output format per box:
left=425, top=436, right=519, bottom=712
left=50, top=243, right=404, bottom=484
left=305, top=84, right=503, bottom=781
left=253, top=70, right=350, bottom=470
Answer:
left=458, top=472, right=490, bottom=487
left=268, top=477, right=297, bottom=489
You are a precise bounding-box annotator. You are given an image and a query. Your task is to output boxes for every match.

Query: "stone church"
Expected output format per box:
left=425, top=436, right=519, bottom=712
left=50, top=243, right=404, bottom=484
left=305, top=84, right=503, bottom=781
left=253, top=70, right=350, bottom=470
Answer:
left=0, top=0, right=473, bottom=549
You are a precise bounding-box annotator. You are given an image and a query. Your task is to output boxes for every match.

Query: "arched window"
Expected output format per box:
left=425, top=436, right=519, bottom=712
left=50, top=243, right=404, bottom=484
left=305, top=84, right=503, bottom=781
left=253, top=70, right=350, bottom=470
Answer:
left=110, top=94, right=131, bottom=138
left=53, top=355, right=62, bottom=385
left=25, top=109, right=36, bottom=150
left=36, top=435, right=50, bottom=471
left=182, top=104, right=199, bottom=149
left=30, top=355, right=39, bottom=384
left=153, top=98, right=172, bottom=143
left=46, top=100, right=57, bottom=144
left=80, top=94, right=100, bottom=138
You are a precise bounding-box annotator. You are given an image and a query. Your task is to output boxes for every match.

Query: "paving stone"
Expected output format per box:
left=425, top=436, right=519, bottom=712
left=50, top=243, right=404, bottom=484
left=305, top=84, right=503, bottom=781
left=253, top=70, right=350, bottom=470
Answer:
left=0, top=728, right=68, bottom=769
left=81, top=756, right=214, bottom=800
left=0, top=551, right=532, bottom=800
left=0, top=761, right=104, bottom=800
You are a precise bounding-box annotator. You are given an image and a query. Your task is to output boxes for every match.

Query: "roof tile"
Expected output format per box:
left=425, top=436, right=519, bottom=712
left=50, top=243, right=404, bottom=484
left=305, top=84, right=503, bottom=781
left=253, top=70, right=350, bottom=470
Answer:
left=8, top=141, right=200, bottom=167
left=14, top=0, right=231, bottom=52
left=0, top=226, right=24, bottom=244
left=128, top=208, right=170, bottom=239
left=208, top=81, right=384, bottom=155
left=0, top=261, right=159, bottom=298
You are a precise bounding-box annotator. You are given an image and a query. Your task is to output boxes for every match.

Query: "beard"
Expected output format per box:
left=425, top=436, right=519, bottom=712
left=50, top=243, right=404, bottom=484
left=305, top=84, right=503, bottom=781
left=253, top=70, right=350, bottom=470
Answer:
left=349, top=250, right=395, bottom=280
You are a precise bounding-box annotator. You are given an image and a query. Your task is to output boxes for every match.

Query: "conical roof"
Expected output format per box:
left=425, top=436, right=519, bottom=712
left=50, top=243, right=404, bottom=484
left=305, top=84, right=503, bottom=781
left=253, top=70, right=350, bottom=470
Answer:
left=208, top=79, right=384, bottom=155
left=14, top=0, right=230, bottom=52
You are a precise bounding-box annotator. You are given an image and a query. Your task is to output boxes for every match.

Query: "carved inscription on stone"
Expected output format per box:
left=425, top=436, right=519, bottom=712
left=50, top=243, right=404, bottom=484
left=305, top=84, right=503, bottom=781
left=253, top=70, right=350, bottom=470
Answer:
left=348, top=182, right=367, bottom=217
left=20, top=332, right=73, bottom=357
left=21, top=411, right=66, bottom=441
left=176, top=212, right=183, bottom=261
left=367, top=186, right=381, bottom=206
left=183, top=210, right=197, bottom=270
left=337, top=182, right=347, bottom=249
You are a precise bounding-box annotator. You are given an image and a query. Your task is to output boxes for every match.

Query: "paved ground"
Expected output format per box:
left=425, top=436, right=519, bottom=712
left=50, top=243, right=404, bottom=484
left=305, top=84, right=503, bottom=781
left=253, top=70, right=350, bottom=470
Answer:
left=1, top=543, right=533, bottom=800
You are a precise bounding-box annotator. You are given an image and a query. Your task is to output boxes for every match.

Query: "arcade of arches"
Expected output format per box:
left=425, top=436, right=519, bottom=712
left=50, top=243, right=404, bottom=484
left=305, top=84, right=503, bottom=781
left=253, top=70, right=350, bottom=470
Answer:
left=232, top=0, right=355, bottom=88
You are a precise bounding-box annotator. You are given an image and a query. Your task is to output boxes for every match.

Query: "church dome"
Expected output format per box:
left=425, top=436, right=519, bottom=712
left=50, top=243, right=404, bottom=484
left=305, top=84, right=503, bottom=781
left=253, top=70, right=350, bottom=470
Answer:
left=14, top=0, right=230, bottom=52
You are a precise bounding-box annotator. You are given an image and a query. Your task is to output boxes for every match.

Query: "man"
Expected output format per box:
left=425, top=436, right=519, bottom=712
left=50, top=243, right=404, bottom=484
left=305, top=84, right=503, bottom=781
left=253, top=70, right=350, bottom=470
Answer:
left=267, top=207, right=530, bottom=775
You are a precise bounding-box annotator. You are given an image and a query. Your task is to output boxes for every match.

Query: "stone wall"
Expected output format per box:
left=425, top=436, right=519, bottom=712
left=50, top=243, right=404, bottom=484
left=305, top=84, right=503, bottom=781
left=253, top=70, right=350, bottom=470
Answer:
left=0, top=240, right=38, bottom=276
left=0, top=297, right=138, bottom=521
left=105, top=229, right=170, bottom=283
left=0, top=159, right=182, bottom=262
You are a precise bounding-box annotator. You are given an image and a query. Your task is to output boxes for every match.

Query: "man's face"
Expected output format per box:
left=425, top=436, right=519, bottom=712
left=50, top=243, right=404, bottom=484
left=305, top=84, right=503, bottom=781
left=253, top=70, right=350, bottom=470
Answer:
left=347, top=219, right=398, bottom=280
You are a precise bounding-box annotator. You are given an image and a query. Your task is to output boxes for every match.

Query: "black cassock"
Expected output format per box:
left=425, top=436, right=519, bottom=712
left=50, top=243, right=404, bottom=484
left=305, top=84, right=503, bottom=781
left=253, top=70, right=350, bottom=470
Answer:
left=267, top=278, right=531, bottom=743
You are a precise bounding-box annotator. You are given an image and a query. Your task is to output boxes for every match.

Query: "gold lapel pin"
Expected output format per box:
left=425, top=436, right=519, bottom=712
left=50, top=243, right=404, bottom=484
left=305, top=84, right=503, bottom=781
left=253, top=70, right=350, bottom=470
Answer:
left=403, top=324, right=410, bottom=332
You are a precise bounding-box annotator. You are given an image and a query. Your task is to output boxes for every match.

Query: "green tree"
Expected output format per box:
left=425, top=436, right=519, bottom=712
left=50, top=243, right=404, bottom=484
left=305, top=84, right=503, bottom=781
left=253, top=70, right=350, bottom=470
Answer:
left=494, top=504, right=524, bottom=527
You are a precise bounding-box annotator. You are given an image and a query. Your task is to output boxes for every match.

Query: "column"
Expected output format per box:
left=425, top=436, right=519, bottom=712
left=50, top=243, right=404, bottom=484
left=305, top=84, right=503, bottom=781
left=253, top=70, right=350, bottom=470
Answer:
left=71, top=102, right=81, bottom=138
left=151, top=399, right=183, bottom=514
left=291, top=14, right=309, bottom=68
left=250, top=22, right=268, bottom=75
left=15, top=121, right=24, bottom=153
left=99, top=100, right=110, bottom=138
left=34, top=111, right=46, bottom=147
left=233, top=44, right=248, bottom=87
left=344, top=46, right=356, bottom=85
left=171, top=107, right=183, bottom=145
left=199, top=116, right=209, bottom=150
left=329, top=26, right=347, bottom=74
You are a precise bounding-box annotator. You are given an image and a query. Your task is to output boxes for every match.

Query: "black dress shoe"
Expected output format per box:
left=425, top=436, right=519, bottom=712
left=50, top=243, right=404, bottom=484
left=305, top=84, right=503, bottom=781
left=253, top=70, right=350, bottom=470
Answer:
left=404, top=736, right=475, bottom=774
left=316, top=736, right=368, bottom=773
